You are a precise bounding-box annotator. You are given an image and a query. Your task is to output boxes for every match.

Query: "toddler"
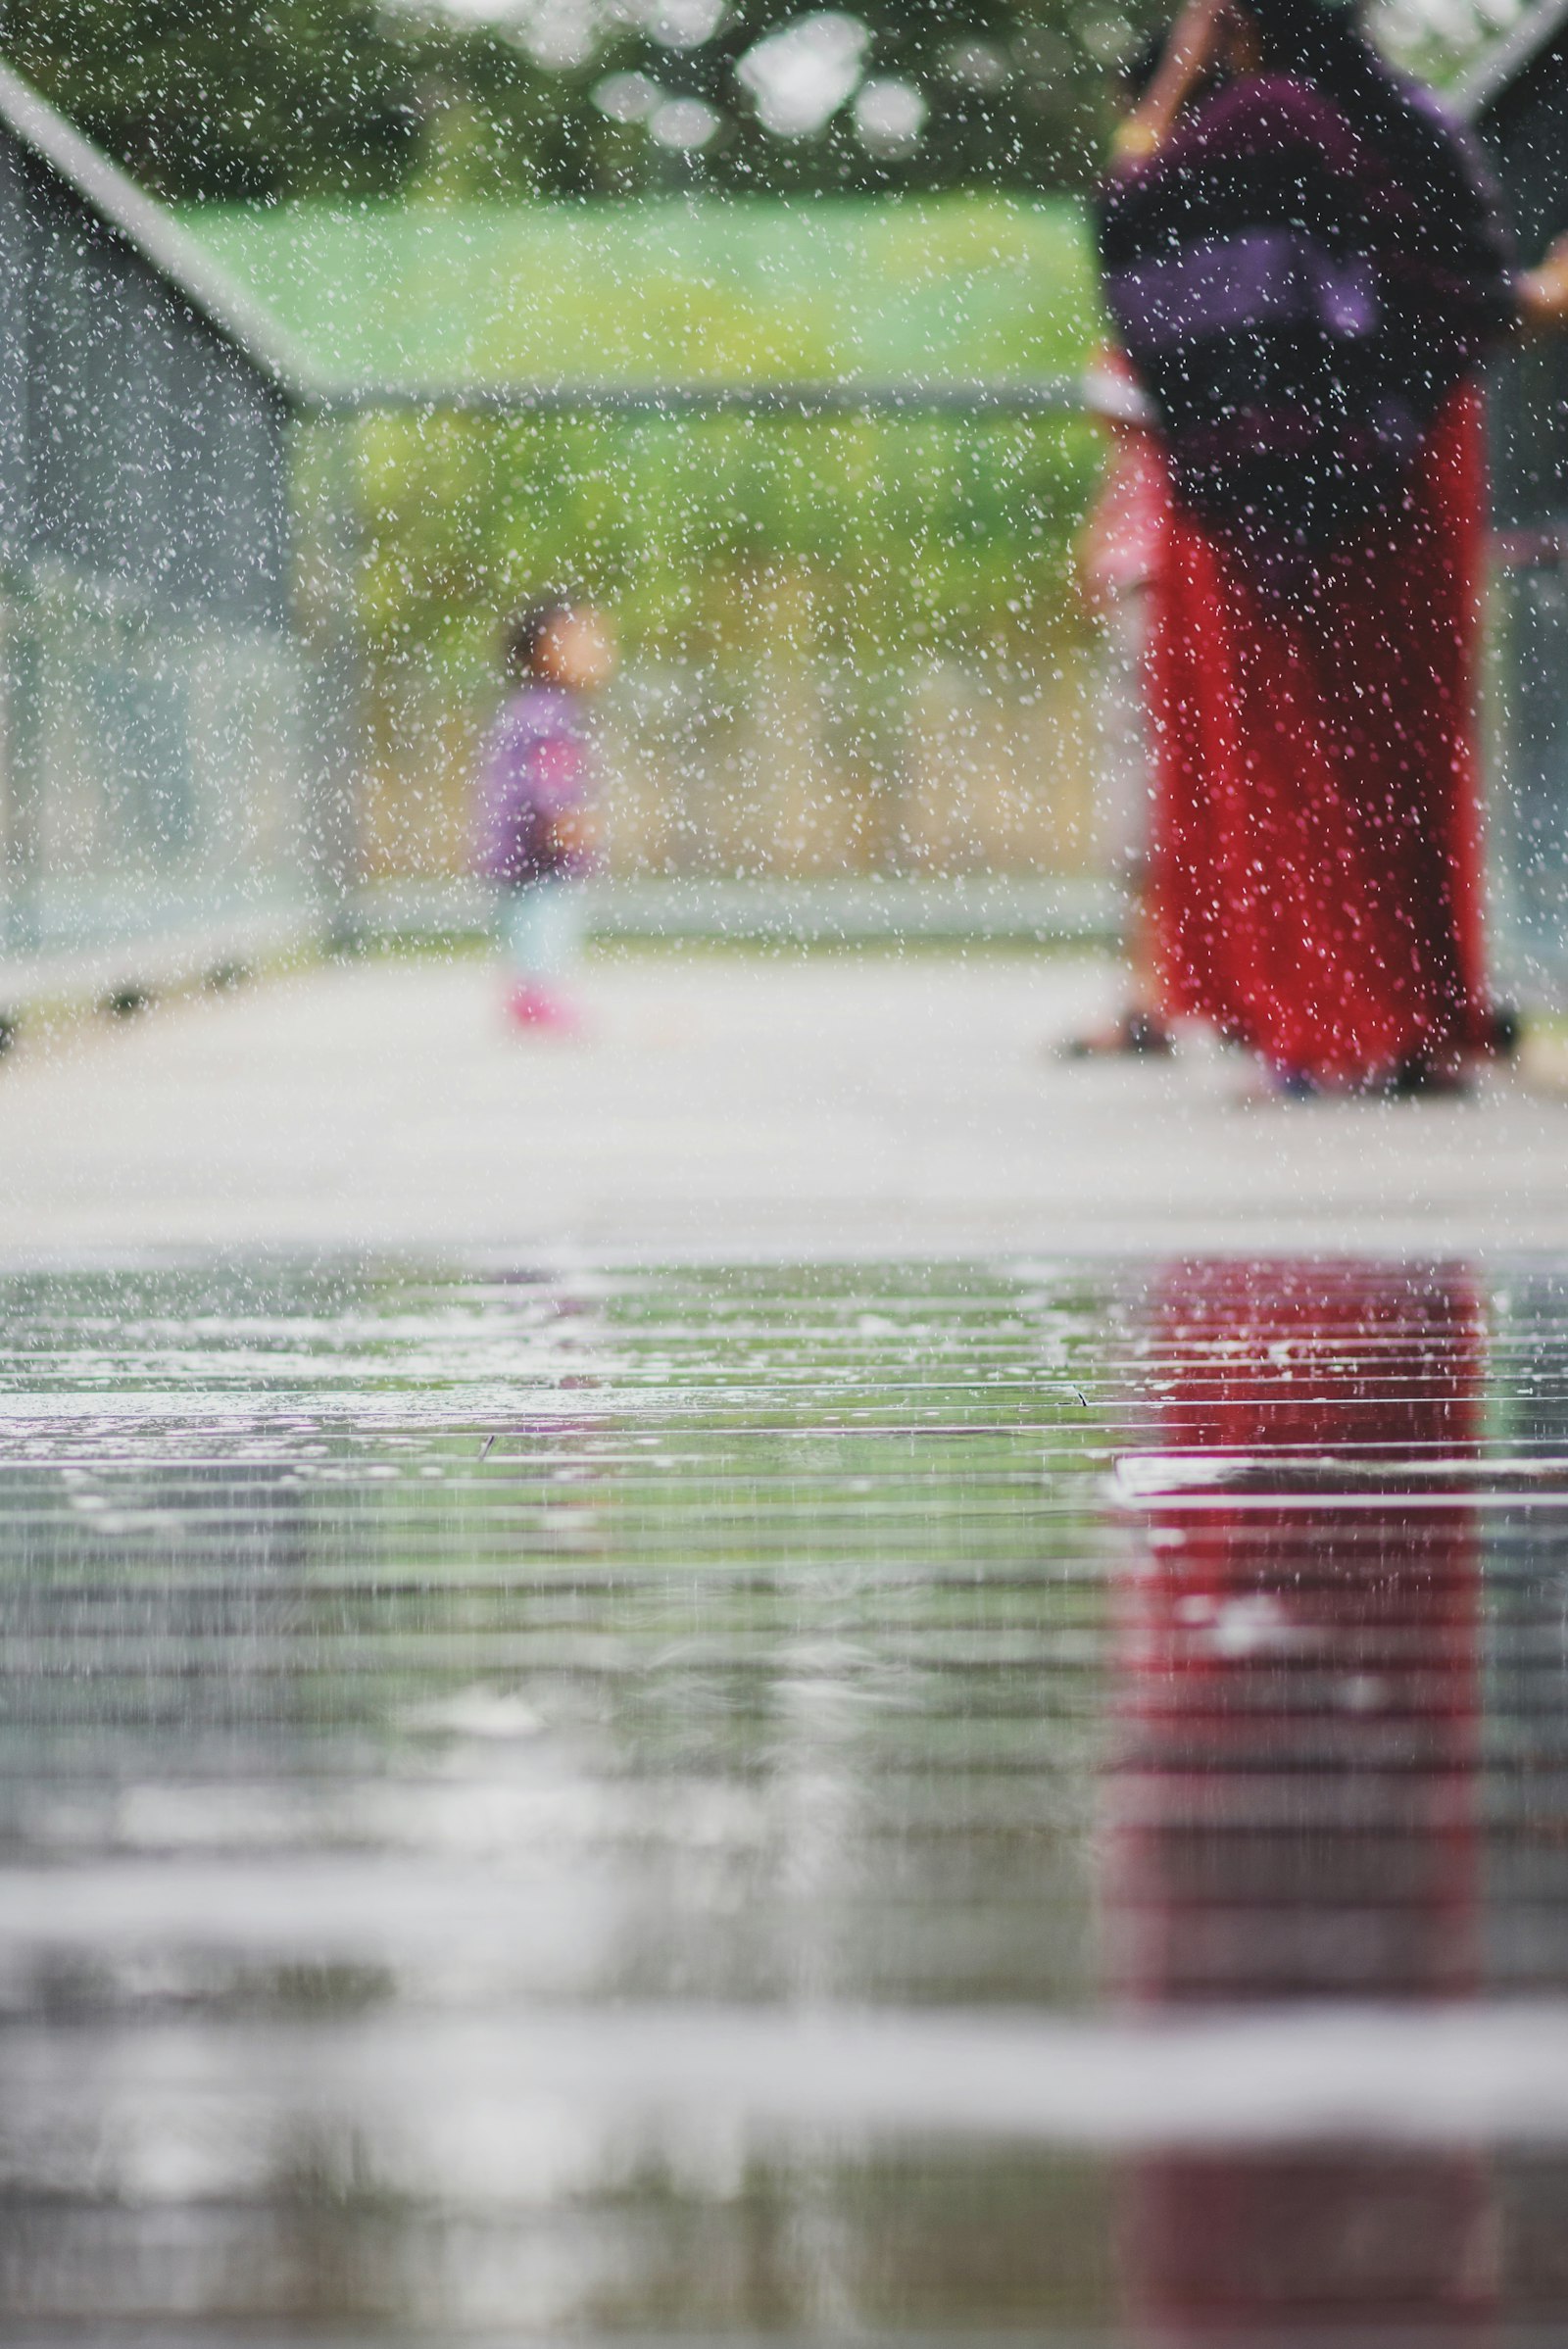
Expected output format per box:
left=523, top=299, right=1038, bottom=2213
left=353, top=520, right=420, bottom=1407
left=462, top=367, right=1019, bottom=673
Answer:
left=474, top=599, right=615, bottom=1031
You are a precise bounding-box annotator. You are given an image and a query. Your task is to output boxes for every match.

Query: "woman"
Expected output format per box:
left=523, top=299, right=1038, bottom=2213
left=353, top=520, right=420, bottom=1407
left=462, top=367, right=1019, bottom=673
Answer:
left=1099, top=0, right=1568, bottom=1094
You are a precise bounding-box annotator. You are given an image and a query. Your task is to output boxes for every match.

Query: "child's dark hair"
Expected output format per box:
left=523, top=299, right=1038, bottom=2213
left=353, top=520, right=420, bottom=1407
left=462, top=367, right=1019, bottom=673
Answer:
left=502, top=600, right=571, bottom=681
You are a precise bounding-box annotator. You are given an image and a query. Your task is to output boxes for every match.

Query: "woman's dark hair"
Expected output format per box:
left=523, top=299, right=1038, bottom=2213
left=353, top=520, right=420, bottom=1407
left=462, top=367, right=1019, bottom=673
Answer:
left=1232, top=0, right=1511, bottom=306
left=1123, top=26, right=1168, bottom=101
left=1249, top=0, right=1411, bottom=135
left=1124, top=23, right=1227, bottom=117
left=502, top=600, right=572, bottom=680
left=1244, top=0, right=1488, bottom=230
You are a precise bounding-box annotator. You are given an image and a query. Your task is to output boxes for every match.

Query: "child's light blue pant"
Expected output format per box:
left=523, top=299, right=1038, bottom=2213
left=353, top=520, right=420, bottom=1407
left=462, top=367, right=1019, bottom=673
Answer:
left=500, top=877, right=588, bottom=980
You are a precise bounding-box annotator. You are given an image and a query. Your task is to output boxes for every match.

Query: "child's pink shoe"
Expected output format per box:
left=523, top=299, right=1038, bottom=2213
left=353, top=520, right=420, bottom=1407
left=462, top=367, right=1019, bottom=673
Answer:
left=505, top=981, right=583, bottom=1035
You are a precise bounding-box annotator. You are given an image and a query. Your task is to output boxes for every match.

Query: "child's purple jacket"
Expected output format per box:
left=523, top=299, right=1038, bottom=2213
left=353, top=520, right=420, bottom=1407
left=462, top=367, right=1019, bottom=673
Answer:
left=474, top=684, right=597, bottom=886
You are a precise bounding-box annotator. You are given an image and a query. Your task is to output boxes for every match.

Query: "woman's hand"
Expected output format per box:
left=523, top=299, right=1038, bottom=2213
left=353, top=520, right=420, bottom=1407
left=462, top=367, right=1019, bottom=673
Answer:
left=1518, top=229, right=1568, bottom=332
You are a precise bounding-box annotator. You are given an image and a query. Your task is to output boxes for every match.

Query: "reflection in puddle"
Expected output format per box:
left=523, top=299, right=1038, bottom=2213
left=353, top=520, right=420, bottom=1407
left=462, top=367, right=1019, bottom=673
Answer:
left=1109, top=1261, right=1493, bottom=2341
left=1, top=1257, right=1567, bottom=2338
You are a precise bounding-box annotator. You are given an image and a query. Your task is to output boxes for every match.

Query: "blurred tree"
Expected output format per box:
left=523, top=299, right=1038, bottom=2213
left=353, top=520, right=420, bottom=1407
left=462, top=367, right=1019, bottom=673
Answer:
left=1, top=0, right=1160, bottom=202
left=2, top=0, right=420, bottom=197
left=572, top=0, right=1141, bottom=194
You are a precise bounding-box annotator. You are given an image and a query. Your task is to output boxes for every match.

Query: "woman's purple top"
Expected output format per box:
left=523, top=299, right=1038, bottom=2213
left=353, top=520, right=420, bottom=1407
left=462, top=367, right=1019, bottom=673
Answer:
left=1098, top=69, right=1512, bottom=560
left=474, top=684, right=597, bottom=887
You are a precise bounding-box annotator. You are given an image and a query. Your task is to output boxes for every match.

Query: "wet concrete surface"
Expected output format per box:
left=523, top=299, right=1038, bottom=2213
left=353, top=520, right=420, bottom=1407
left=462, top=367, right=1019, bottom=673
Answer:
left=3, top=951, right=1568, bottom=1259
left=5, top=1253, right=1568, bottom=2340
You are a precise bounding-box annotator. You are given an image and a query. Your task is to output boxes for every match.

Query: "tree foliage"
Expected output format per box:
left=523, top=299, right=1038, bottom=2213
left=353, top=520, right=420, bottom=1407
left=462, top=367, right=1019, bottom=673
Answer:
left=4, top=0, right=1153, bottom=202
left=4, top=0, right=417, bottom=198
left=200, top=192, right=1102, bottom=657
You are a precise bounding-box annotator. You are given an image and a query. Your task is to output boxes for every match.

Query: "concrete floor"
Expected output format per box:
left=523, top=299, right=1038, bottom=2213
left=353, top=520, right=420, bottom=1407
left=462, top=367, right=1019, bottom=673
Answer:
left=2, top=945, right=1567, bottom=1262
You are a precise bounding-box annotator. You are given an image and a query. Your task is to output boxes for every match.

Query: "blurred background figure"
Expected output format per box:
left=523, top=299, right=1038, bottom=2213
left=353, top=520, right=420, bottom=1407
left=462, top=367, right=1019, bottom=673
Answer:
left=1067, top=347, right=1171, bottom=1059
left=1065, top=22, right=1237, bottom=1062
left=474, top=599, right=616, bottom=1033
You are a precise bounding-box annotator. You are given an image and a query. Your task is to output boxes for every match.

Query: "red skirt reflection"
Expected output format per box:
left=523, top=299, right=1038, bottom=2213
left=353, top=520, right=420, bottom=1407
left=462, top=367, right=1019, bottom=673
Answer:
left=1107, top=1259, right=1494, bottom=2343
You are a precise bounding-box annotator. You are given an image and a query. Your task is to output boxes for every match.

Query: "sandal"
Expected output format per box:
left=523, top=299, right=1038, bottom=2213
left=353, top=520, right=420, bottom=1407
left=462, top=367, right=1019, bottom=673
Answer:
left=1058, top=1009, right=1175, bottom=1060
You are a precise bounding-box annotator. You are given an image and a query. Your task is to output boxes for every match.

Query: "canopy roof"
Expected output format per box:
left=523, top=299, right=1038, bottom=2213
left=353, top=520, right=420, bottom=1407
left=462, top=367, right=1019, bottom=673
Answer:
left=0, top=54, right=315, bottom=400
left=1452, top=0, right=1568, bottom=121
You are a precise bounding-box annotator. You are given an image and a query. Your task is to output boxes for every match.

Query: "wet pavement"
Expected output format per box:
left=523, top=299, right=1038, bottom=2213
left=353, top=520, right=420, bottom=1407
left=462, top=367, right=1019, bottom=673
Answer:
left=6, top=952, right=1568, bottom=1259
left=6, top=1252, right=1568, bottom=2341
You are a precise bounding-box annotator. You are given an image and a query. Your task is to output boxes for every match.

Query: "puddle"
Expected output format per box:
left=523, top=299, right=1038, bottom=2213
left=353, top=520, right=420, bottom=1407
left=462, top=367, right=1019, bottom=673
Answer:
left=3, top=1255, right=1568, bottom=2339
left=1116, top=1451, right=1568, bottom=1503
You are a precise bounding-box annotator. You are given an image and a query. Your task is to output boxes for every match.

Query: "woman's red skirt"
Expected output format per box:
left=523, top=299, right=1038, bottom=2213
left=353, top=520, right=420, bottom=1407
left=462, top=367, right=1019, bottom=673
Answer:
left=1147, top=387, right=1490, bottom=1085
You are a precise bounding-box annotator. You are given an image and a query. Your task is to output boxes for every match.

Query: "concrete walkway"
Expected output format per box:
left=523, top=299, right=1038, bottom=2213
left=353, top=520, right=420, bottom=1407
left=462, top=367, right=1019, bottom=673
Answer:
left=2, top=946, right=1567, bottom=1262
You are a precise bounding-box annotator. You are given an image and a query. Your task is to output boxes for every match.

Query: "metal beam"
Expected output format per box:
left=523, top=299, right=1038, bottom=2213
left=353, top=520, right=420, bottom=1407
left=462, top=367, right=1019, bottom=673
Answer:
left=0, top=55, right=317, bottom=398
left=305, top=374, right=1096, bottom=419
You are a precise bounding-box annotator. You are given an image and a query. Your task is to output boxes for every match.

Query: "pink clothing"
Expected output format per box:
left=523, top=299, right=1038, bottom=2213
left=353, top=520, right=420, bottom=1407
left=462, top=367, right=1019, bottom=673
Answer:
left=474, top=684, right=597, bottom=887
left=1082, top=425, right=1169, bottom=601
